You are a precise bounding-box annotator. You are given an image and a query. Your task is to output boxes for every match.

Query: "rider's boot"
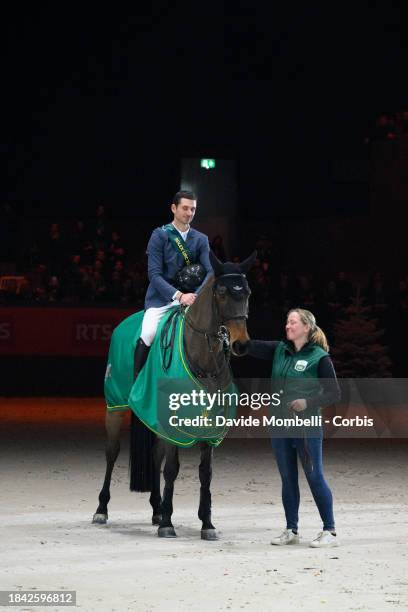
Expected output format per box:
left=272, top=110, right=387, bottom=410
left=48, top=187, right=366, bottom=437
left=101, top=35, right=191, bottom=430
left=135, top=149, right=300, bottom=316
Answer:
left=134, top=338, right=150, bottom=380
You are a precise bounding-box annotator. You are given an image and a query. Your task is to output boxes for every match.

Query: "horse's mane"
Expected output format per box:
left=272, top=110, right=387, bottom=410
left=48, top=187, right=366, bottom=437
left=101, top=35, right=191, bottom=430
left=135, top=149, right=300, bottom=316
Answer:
left=189, top=273, right=215, bottom=314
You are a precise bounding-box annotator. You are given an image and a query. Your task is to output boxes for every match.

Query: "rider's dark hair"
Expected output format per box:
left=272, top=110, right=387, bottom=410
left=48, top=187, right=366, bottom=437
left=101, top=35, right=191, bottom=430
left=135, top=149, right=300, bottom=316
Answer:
left=173, top=190, right=196, bottom=206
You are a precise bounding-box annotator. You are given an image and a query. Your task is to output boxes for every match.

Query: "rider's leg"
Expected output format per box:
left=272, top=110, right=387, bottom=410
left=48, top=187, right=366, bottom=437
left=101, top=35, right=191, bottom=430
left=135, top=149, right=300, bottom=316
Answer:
left=130, top=303, right=177, bottom=492
left=135, top=304, right=175, bottom=376
left=140, top=304, right=175, bottom=345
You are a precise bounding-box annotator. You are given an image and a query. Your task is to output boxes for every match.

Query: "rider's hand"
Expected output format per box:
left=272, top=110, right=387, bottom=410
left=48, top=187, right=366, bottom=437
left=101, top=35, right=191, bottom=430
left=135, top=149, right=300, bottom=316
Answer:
left=289, top=399, right=307, bottom=412
left=180, top=293, right=197, bottom=307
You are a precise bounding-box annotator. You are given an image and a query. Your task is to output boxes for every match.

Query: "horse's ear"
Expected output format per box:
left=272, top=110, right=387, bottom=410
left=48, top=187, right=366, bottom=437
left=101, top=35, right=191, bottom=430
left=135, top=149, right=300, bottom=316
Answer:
left=239, top=251, right=257, bottom=274
left=209, top=250, right=224, bottom=277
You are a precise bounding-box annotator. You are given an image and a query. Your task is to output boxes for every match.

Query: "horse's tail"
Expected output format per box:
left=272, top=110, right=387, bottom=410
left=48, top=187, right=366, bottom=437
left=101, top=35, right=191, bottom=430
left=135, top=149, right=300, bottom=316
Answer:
left=129, top=412, right=155, bottom=492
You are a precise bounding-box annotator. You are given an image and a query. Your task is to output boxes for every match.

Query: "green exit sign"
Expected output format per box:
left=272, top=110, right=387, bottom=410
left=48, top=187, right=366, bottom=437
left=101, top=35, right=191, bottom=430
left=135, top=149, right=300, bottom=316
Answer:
left=200, top=158, right=216, bottom=170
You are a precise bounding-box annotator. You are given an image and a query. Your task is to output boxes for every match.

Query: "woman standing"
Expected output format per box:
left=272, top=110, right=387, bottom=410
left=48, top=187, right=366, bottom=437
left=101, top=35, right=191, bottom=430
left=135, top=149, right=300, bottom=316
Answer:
left=249, top=308, right=341, bottom=548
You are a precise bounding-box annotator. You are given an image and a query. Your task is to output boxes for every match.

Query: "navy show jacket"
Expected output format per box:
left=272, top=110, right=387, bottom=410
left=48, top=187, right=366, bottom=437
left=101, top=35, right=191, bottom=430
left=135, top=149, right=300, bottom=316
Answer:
left=144, top=226, right=213, bottom=309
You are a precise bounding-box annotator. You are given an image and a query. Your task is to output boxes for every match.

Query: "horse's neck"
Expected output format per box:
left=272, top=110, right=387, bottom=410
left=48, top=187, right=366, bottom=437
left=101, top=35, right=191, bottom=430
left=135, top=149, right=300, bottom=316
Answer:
left=187, top=280, right=218, bottom=334
left=184, top=280, right=230, bottom=385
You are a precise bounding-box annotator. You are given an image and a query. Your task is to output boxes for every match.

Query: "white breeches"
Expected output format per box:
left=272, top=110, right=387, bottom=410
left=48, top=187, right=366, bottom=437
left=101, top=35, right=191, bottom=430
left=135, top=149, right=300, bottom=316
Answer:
left=140, top=303, right=177, bottom=346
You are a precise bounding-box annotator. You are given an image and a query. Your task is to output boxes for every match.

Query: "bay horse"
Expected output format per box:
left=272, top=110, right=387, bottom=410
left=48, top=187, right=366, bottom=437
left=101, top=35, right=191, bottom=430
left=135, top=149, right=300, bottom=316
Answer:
left=93, top=251, right=255, bottom=539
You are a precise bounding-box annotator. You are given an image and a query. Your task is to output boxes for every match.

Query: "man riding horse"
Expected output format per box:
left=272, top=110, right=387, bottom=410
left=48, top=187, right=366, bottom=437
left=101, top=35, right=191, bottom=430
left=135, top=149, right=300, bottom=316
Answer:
left=135, top=189, right=213, bottom=381
left=93, top=190, right=255, bottom=539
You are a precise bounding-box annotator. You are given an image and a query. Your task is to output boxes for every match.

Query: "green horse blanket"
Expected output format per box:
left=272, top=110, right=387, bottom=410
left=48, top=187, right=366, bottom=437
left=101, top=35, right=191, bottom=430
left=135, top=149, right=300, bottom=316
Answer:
left=104, top=308, right=237, bottom=447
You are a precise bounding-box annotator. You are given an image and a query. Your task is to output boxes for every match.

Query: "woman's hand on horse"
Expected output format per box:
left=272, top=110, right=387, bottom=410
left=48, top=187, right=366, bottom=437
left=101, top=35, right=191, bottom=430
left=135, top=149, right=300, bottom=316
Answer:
left=180, top=293, right=197, bottom=306
left=289, top=399, right=307, bottom=412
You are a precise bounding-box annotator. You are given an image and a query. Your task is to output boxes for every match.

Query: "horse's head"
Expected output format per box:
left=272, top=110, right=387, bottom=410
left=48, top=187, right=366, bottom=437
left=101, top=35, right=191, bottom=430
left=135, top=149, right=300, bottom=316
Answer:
left=210, top=250, right=257, bottom=357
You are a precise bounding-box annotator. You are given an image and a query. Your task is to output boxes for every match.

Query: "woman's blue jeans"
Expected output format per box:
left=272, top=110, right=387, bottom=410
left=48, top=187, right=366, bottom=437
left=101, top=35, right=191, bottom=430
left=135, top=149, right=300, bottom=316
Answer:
left=271, top=436, right=335, bottom=532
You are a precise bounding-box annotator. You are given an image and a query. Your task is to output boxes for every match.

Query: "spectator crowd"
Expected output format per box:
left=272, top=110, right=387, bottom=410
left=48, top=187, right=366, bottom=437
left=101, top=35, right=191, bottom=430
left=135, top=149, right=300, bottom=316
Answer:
left=1, top=207, right=407, bottom=374
left=2, top=206, right=148, bottom=307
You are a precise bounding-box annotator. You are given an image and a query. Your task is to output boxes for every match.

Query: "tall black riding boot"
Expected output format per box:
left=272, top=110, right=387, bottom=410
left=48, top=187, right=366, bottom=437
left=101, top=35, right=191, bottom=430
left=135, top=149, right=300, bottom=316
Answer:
left=134, top=338, right=151, bottom=380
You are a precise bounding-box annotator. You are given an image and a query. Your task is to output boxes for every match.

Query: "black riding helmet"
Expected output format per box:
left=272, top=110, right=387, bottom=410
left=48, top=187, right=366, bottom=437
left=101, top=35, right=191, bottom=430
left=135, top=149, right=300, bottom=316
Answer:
left=175, top=263, right=206, bottom=292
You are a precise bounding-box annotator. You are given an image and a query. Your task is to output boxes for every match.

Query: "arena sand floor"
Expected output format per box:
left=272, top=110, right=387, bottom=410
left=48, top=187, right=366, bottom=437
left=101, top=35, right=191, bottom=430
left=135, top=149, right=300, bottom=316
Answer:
left=0, top=398, right=407, bottom=612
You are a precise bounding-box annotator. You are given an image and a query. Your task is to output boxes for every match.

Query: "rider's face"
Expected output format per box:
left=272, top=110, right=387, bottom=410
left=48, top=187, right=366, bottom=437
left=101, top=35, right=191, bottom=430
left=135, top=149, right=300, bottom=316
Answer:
left=171, top=199, right=196, bottom=226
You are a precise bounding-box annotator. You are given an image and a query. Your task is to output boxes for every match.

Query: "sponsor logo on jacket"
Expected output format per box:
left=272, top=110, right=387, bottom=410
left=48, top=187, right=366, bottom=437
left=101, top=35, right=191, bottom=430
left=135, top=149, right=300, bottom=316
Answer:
left=294, top=359, right=308, bottom=372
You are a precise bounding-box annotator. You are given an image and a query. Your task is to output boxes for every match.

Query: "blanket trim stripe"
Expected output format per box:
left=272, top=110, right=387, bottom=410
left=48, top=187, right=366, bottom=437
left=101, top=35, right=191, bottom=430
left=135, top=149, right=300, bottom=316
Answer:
left=135, top=410, right=221, bottom=447
left=106, top=403, right=129, bottom=411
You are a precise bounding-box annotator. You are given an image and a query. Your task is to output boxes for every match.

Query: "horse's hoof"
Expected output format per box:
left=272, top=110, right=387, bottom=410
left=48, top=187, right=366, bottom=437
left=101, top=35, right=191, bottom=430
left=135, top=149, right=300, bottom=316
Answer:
left=152, top=514, right=162, bottom=526
left=92, top=513, right=108, bottom=524
left=158, top=526, right=177, bottom=538
left=201, top=528, right=218, bottom=541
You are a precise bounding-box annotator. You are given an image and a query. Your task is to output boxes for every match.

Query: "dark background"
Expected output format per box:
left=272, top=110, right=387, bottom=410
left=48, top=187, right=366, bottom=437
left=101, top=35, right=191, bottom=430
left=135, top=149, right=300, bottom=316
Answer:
left=3, top=2, right=405, bottom=220
left=2, top=2, right=408, bottom=394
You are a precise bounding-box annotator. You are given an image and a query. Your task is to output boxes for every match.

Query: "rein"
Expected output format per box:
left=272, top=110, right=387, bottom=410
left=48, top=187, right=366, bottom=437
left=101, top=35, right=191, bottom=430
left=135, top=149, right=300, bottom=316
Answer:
left=184, top=314, right=231, bottom=380
left=160, top=307, right=183, bottom=372
left=160, top=306, right=232, bottom=380
left=160, top=271, right=249, bottom=382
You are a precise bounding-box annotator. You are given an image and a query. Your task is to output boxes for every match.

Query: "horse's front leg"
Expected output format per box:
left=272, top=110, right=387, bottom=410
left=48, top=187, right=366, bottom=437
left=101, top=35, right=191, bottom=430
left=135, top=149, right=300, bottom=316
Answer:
left=198, top=443, right=218, bottom=540
left=93, top=409, right=126, bottom=524
left=150, top=436, right=165, bottom=525
left=158, top=442, right=179, bottom=537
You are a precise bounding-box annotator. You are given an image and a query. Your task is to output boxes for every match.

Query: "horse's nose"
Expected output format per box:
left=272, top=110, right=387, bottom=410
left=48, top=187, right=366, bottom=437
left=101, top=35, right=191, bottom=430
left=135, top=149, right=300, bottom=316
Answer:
left=227, top=319, right=250, bottom=355
left=231, top=340, right=249, bottom=356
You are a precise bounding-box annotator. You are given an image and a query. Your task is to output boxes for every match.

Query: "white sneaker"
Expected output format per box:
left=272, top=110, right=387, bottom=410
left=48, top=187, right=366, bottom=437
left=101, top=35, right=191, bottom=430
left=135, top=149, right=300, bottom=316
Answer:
left=309, top=530, right=339, bottom=548
left=270, top=528, right=299, bottom=546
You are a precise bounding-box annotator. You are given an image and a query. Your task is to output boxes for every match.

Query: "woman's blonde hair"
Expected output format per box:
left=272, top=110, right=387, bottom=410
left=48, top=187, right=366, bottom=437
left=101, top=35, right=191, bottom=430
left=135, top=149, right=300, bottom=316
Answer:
left=287, top=308, right=329, bottom=352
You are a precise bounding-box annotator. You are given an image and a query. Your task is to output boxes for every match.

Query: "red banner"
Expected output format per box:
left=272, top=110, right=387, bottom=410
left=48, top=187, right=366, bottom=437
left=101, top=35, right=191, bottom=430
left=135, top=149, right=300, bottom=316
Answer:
left=0, top=307, right=135, bottom=356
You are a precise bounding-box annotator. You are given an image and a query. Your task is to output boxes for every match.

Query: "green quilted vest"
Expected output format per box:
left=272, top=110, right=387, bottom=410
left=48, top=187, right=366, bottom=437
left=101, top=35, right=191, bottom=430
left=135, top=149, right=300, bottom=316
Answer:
left=271, top=341, right=328, bottom=409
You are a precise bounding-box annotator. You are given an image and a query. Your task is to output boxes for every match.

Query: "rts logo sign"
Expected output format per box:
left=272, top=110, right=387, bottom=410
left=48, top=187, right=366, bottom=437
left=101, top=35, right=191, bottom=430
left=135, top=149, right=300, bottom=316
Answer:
left=74, top=322, right=113, bottom=343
